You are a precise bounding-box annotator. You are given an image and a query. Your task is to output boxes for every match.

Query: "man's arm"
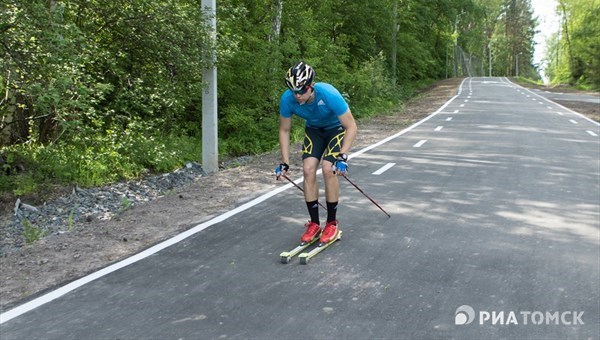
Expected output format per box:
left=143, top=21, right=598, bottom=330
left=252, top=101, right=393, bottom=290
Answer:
left=338, top=109, right=357, bottom=155
left=278, top=116, right=293, bottom=165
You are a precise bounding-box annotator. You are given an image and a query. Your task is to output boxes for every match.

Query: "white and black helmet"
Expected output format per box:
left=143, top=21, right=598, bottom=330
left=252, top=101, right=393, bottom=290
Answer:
left=285, top=62, right=314, bottom=91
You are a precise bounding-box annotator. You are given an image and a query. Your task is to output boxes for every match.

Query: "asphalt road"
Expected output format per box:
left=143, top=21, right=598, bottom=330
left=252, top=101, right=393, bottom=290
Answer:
left=530, top=87, right=600, bottom=105
left=1, top=77, right=599, bottom=339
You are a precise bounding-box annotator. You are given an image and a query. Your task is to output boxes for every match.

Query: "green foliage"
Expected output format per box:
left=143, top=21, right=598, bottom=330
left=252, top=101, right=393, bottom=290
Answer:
left=1, top=127, right=199, bottom=194
left=67, top=207, right=76, bottom=232
left=119, top=197, right=132, bottom=214
left=544, top=0, right=599, bottom=89
left=338, top=54, right=397, bottom=118
left=218, top=105, right=279, bottom=157
left=1, top=173, right=38, bottom=196
left=513, top=76, right=544, bottom=86
left=486, top=0, right=537, bottom=77
left=21, top=219, right=45, bottom=245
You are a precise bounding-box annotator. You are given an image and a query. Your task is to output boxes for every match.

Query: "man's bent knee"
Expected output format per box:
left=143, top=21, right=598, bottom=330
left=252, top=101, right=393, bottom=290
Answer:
left=303, top=158, right=319, bottom=177
left=321, top=162, right=336, bottom=178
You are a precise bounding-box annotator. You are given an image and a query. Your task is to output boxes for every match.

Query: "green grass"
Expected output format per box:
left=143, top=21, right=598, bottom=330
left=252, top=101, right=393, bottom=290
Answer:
left=21, top=219, right=45, bottom=245
left=0, top=132, right=200, bottom=197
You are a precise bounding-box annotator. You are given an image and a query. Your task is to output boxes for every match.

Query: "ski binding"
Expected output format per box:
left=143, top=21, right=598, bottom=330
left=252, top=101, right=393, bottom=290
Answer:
left=298, top=230, right=342, bottom=265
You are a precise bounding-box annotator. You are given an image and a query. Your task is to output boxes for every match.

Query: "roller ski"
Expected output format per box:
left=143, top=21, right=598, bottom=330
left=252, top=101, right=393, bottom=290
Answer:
left=299, top=221, right=342, bottom=265
left=280, top=221, right=321, bottom=264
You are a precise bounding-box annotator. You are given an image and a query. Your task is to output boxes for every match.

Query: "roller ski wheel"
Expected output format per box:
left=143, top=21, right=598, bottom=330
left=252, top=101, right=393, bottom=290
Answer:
left=279, top=237, right=320, bottom=264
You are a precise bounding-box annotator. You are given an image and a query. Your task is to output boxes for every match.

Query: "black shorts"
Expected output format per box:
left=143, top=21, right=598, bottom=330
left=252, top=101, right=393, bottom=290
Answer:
left=302, top=126, right=346, bottom=163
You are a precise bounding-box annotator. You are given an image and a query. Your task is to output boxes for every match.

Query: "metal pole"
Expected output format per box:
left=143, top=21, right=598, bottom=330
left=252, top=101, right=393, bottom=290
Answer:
left=342, top=175, right=391, bottom=218
left=202, top=0, right=218, bottom=173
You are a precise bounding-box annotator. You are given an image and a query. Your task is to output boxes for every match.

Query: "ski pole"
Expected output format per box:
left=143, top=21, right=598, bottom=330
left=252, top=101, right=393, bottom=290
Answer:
left=342, top=174, right=391, bottom=218
left=280, top=174, right=326, bottom=209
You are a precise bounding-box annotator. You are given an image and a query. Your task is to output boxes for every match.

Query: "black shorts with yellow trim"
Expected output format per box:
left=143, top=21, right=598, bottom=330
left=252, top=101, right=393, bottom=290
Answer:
left=302, top=125, right=346, bottom=163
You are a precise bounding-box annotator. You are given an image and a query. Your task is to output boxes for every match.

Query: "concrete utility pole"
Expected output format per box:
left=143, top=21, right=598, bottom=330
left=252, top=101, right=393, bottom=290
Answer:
left=202, top=0, right=218, bottom=173
left=391, top=0, right=398, bottom=87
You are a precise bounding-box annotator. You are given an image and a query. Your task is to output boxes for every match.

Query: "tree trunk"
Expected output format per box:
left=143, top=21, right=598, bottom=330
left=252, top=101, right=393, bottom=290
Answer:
left=270, top=0, right=283, bottom=43
left=558, top=0, right=575, bottom=83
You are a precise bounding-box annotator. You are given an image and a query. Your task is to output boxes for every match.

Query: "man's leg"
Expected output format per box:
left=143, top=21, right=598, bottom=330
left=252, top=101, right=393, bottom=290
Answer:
left=303, top=157, right=320, bottom=201
left=319, top=160, right=341, bottom=243
left=299, top=128, right=327, bottom=243
left=302, top=157, right=321, bottom=225
left=322, top=127, right=345, bottom=223
left=321, top=160, right=339, bottom=204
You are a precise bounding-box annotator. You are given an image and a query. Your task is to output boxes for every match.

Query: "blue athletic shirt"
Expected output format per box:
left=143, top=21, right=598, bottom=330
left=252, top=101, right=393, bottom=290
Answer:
left=279, top=82, right=349, bottom=129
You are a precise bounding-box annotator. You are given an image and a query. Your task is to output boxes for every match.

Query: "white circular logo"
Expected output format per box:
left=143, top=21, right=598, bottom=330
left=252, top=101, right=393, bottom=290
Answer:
left=455, top=305, right=476, bottom=325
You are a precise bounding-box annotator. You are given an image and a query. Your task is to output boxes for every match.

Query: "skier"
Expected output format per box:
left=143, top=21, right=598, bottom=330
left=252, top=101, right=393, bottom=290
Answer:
left=276, top=62, right=358, bottom=246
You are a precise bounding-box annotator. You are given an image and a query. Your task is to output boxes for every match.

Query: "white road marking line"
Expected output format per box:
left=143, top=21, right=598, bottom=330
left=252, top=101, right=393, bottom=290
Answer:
left=557, top=112, right=564, bottom=116
left=435, top=126, right=444, bottom=131
left=372, top=163, right=396, bottom=175
left=413, top=140, right=428, bottom=148
left=586, top=130, right=598, bottom=137
left=453, top=110, right=459, bottom=113
left=569, top=119, right=578, bottom=125
left=446, top=117, right=453, bottom=121
left=547, top=106, right=552, bottom=109
left=464, top=99, right=469, bottom=102
left=459, top=104, right=465, bottom=107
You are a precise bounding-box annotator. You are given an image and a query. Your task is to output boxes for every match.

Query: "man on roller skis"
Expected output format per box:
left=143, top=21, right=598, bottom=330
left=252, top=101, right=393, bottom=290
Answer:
left=275, top=62, right=358, bottom=246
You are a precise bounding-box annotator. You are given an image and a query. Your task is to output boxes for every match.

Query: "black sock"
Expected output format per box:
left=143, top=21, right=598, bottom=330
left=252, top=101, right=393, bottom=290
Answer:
left=306, top=201, right=320, bottom=224
left=326, top=201, right=338, bottom=223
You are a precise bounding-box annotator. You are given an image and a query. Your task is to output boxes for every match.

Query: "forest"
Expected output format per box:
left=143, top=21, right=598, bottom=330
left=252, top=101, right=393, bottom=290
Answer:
left=1, top=0, right=598, bottom=195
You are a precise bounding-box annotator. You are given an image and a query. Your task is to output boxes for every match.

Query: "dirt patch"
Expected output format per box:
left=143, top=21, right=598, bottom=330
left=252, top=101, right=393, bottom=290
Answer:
left=554, top=100, right=600, bottom=123
left=1, top=77, right=597, bottom=311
